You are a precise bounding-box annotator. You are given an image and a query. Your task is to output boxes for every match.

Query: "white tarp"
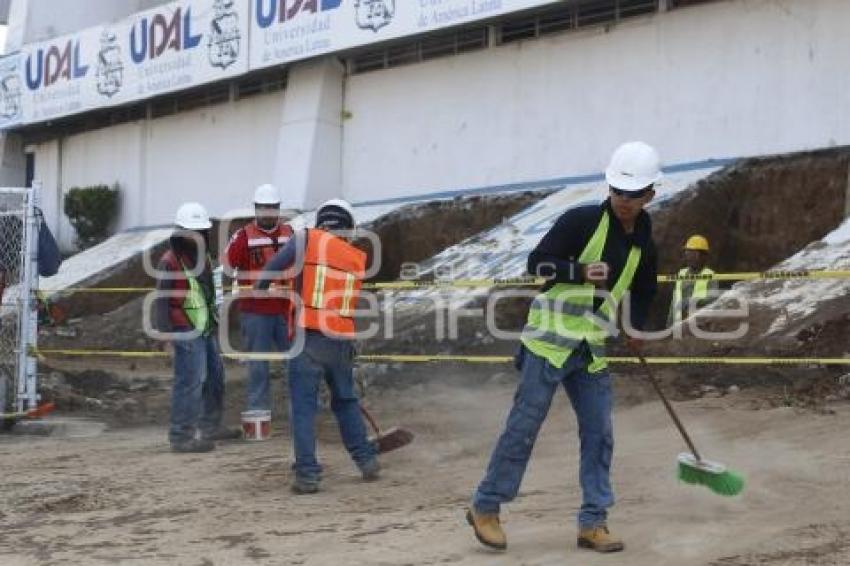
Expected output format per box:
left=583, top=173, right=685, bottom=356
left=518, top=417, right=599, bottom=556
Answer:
left=250, top=0, right=560, bottom=70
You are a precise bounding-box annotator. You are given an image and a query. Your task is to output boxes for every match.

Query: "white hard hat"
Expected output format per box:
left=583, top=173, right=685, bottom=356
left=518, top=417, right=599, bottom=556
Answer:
left=253, top=183, right=281, bottom=205
left=175, top=202, right=212, bottom=230
left=605, top=141, right=663, bottom=192
left=316, top=198, right=356, bottom=230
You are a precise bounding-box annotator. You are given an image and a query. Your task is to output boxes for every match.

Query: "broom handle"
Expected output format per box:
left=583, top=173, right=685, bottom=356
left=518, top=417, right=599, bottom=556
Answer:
left=631, top=346, right=702, bottom=461
left=359, top=405, right=382, bottom=436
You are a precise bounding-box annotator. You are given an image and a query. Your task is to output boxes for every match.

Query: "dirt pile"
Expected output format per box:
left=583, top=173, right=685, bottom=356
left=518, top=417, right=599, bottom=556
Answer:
left=364, top=191, right=550, bottom=281
left=34, top=147, right=850, bottom=412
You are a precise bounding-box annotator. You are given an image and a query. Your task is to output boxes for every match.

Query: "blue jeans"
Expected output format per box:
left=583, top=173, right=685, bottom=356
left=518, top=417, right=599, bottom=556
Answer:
left=240, top=312, right=288, bottom=411
left=473, top=345, right=615, bottom=529
left=169, top=334, right=226, bottom=444
left=288, top=332, right=377, bottom=482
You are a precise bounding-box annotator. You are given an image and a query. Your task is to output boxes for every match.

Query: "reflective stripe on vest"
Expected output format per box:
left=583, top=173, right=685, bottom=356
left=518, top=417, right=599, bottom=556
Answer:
left=671, top=267, right=714, bottom=323
left=240, top=222, right=294, bottom=294
left=521, top=210, right=642, bottom=372
left=298, top=229, right=366, bottom=337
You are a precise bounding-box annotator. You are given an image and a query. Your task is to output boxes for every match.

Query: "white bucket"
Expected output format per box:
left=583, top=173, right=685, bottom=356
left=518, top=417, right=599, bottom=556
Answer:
left=241, top=410, right=271, bottom=441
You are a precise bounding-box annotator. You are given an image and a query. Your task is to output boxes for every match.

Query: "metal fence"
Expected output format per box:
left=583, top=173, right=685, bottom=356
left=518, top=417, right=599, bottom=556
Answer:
left=0, top=186, right=38, bottom=420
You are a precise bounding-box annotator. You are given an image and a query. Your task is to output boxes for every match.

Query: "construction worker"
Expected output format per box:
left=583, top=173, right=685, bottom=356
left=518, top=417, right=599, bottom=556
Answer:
left=224, top=184, right=293, bottom=412
left=466, top=141, right=660, bottom=553
left=668, top=235, right=718, bottom=325
left=256, top=199, right=379, bottom=494
left=154, top=202, right=240, bottom=453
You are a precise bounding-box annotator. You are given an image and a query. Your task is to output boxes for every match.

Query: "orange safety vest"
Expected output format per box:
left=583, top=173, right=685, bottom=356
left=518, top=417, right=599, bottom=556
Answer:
left=298, top=228, right=366, bottom=338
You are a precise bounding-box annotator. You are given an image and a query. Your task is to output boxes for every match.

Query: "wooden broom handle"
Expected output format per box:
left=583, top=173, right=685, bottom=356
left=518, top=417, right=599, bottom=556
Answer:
left=630, top=345, right=702, bottom=461
left=359, top=405, right=382, bottom=436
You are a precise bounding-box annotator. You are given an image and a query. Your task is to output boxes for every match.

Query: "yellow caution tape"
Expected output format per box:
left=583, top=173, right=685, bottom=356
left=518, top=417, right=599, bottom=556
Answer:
left=31, top=348, right=850, bottom=365
left=42, top=269, right=850, bottom=296
left=43, top=287, right=157, bottom=293
left=362, top=276, right=544, bottom=290
left=656, top=269, right=850, bottom=283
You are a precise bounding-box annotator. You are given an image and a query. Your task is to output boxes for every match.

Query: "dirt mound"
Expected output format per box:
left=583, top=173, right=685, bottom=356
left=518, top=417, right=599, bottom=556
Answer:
left=365, top=191, right=550, bottom=281
left=33, top=148, right=850, bottom=414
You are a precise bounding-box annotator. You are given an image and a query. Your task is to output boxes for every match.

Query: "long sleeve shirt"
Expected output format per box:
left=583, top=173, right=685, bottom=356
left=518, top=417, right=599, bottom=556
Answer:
left=527, top=199, right=658, bottom=330
left=153, top=237, right=216, bottom=333
left=255, top=230, right=306, bottom=291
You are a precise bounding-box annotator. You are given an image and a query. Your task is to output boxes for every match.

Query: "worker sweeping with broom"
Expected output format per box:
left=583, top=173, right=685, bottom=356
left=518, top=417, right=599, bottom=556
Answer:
left=256, top=199, right=403, bottom=494
left=466, top=141, right=663, bottom=553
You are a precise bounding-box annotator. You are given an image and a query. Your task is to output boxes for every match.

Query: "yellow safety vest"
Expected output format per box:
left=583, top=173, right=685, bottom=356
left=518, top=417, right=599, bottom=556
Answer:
left=521, top=210, right=642, bottom=373
left=670, top=267, right=714, bottom=323
left=180, top=259, right=212, bottom=336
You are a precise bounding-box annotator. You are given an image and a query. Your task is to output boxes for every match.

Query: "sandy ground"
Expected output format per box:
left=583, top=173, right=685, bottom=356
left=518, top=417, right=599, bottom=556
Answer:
left=1, top=378, right=849, bottom=566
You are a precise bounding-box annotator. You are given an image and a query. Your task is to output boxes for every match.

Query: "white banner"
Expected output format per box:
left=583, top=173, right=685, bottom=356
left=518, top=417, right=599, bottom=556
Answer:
left=11, top=0, right=250, bottom=127
left=112, top=0, right=249, bottom=104
left=0, top=53, right=23, bottom=129
left=249, top=0, right=561, bottom=70
left=19, top=26, right=102, bottom=124
left=1, top=0, right=559, bottom=129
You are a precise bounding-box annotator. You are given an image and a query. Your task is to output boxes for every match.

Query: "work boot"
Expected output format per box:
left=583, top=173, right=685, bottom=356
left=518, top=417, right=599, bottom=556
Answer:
left=577, top=525, right=625, bottom=553
left=360, top=459, right=381, bottom=482
left=291, top=478, right=320, bottom=495
left=202, top=427, right=242, bottom=441
left=171, top=438, right=215, bottom=453
left=465, top=507, right=507, bottom=551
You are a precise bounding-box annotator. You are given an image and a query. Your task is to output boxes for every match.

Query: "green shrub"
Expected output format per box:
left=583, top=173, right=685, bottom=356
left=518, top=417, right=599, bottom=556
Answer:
left=63, top=183, right=120, bottom=249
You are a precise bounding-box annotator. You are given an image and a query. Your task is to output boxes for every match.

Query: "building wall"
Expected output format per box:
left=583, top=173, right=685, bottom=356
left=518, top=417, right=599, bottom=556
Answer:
left=5, top=0, right=169, bottom=50
left=24, top=0, right=850, bottom=250
left=144, top=91, right=285, bottom=225
left=29, top=89, right=286, bottom=251
left=342, top=0, right=850, bottom=203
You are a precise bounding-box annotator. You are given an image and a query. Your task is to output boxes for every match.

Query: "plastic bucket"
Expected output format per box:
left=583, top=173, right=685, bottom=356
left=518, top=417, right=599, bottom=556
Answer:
left=241, top=410, right=271, bottom=441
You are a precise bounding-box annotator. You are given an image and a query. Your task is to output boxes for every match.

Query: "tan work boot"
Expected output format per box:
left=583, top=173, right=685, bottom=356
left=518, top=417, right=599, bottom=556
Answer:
left=577, top=525, right=625, bottom=553
left=465, top=507, right=507, bottom=551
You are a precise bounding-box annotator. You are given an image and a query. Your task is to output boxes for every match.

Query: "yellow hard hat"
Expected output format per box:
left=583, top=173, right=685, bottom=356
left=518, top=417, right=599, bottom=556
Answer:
left=684, top=235, right=710, bottom=252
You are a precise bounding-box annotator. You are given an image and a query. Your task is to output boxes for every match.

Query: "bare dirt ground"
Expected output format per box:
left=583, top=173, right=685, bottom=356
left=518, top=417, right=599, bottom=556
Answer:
left=2, top=369, right=849, bottom=566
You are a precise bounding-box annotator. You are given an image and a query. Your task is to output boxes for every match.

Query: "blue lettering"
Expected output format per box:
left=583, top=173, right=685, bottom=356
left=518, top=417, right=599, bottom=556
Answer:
left=321, top=0, right=342, bottom=9
left=72, top=41, right=88, bottom=78
left=25, top=49, right=43, bottom=90
left=256, top=0, right=276, bottom=28
left=182, top=7, right=202, bottom=50
left=130, top=20, right=148, bottom=64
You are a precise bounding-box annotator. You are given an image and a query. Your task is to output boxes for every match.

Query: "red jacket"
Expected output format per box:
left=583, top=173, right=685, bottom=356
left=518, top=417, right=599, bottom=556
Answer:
left=224, top=221, right=293, bottom=315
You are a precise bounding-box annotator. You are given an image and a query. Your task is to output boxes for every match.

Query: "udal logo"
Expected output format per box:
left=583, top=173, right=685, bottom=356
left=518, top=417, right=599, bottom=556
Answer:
left=129, top=7, right=203, bottom=64
left=25, top=40, right=89, bottom=90
left=255, top=0, right=343, bottom=28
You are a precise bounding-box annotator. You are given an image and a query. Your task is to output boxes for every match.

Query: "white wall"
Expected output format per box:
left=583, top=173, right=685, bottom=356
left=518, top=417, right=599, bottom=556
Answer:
left=342, top=0, right=850, bottom=203
left=25, top=0, right=850, bottom=250
left=29, top=89, right=286, bottom=251
left=145, top=91, right=285, bottom=225
left=58, top=122, right=143, bottom=249
left=272, top=57, right=344, bottom=211
left=5, top=0, right=169, bottom=50
left=30, top=137, right=59, bottom=239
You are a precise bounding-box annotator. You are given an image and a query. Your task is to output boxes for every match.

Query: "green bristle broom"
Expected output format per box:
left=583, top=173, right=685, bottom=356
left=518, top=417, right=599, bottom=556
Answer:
left=631, top=347, right=745, bottom=497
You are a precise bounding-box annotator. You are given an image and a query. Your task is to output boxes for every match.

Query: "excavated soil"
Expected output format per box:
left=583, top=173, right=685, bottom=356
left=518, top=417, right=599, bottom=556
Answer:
left=5, top=149, right=850, bottom=563
left=2, top=374, right=849, bottom=565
